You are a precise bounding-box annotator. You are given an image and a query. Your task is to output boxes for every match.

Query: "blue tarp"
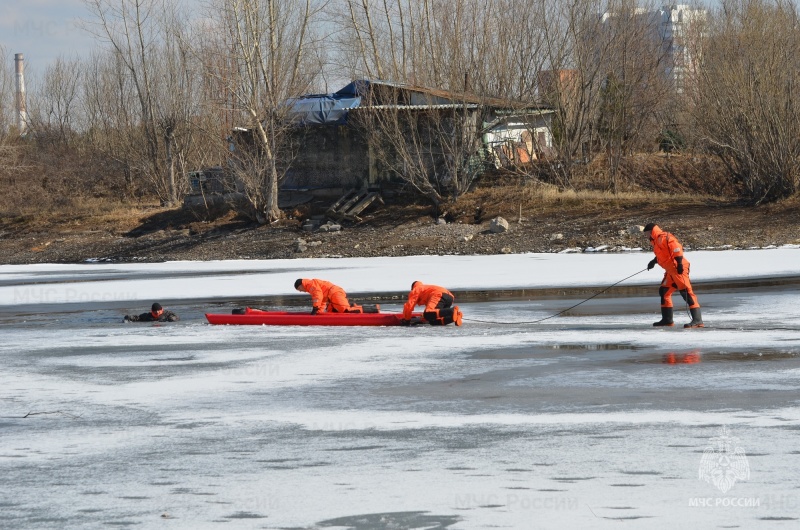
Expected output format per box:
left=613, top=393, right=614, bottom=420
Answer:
left=334, top=80, right=370, bottom=98
left=286, top=94, right=361, bottom=125
left=337, top=79, right=460, bottom=105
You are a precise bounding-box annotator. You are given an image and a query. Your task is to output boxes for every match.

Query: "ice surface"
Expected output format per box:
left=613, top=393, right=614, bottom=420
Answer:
left=1, top=248, right=799, bottom=306
left=1, top=250, right=799, bottom=528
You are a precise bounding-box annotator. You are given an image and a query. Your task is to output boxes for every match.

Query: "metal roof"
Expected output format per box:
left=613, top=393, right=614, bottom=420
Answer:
left=281, top=79, right=552, bottom=125
left=349, top=104, right=481, bottom=111
left=338, top=79, right=551, bottom=111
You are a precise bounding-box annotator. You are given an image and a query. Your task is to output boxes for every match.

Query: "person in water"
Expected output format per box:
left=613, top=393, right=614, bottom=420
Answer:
left=124, top=303, right=180, bottom=322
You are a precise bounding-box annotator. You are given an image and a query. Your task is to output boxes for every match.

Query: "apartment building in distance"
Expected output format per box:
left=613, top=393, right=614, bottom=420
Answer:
left=601, top=3, right=706, bottom=95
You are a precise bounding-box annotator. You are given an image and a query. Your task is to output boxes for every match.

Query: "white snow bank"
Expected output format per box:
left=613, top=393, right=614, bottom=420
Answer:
left=0, top=248, right=797, bottom=306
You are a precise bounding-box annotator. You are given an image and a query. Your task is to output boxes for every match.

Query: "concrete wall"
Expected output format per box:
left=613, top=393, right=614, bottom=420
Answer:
left=283, top=126, right=371, bottom=189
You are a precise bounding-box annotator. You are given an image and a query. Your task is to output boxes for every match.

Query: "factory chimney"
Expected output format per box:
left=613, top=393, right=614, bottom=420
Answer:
left=15, top=53, right=27, bottom=135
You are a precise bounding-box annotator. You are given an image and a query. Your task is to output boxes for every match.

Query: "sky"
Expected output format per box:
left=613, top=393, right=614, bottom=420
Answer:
left=0, top=0, right=97, bottom=73
left=1, top=0, right=719, bottom=79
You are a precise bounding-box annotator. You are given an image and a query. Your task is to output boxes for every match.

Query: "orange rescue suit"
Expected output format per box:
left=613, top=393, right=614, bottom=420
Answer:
left=403, top=283, right=454, bottom=320
left=300, top=279, right=351, bottom=313
left=649, top=225, right=700, bottom=309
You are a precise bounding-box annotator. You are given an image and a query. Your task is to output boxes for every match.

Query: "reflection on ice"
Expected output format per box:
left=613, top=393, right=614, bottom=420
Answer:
left=663, top=351, right=702, bottom=364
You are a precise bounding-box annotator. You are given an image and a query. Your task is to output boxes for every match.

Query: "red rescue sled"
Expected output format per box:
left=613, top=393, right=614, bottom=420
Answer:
left=205, top=307, right=422, bottom=326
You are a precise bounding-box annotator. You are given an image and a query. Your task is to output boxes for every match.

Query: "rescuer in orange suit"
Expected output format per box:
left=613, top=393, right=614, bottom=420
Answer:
left=402, top=281, right=463, bottom=326
left=295, top=278, right=355, bottom=314
left=645, top=223, right=703, bottom=328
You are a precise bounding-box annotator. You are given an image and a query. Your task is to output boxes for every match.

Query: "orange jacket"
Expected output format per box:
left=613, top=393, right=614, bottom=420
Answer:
left=301, top=279, right=345, bottom=312
left=649, top=225, right=689, bottom=273
left=403, top=283, right=453, bottom=319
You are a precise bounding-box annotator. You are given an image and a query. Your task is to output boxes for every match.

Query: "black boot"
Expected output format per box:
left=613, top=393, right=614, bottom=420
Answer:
left=653, top=307, right=674, bottom=327
left=424, top=308, right=452, bottom=325
left=684, top=307, right=704, bottom=328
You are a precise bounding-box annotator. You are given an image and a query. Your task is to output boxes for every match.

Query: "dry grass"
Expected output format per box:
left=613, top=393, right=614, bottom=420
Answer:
left=0, top=152, right=780, bottom=238
left=0, top=178, right=732, bottom=237
left=446, top=179, right=717, bottom=225
left=429, top=151, right=737, bottom=224
left=0, top=195, right=167, bottom=235
left=585, top=152, right=738, bottom=196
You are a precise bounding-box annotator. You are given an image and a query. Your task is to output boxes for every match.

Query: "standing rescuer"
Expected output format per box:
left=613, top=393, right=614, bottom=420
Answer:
left=403, top=281, right=463, bottom=326
left=644, top=223, right=704, bottom=328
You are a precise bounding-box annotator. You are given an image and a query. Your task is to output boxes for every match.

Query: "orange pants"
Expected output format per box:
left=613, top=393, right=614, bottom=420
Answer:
left=660, top=269, right=700, bottom=309
left=324, top=286, right=351, bottom=313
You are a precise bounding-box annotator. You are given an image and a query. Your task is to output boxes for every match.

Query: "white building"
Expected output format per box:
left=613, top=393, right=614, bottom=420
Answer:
left=657, top=4, right=706, bottom=94
left=601, top=4, right=706, bottom=95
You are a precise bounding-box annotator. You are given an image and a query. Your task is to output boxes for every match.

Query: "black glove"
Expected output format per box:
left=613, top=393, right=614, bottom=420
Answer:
left=675, top=257, right=684, bottom=275
left=310, top=307, right=319, bottom=315
left=647, top=258, right=657, bottom=271
left=400, top=319, right=410, bottom=326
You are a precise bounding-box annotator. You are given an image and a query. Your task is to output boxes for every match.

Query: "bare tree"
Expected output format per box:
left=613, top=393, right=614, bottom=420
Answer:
left=333, top=0, right=497, bottom=92
left=27, top=56, right=83, bottom=148
left=152, top=0, right=208, bottom=202
left=538, top=0, right=602, bottom=186
left=203, top=0, right=323, bottom=223
left=84, top=0, right=180, bottom=204
left=353, top=85, right=487, bottom=209
left=596, top=1, right=674, bottom=190
left=693, top=0, right=800, bottom=203
left=0, top=47, right=14, bottom=138
left=81, top=50, right=150, bottom=195
left=333, top=0, right=532, bottom=207
left=479, top=0, right=546, bottom=100
left=537, top=0, right=674, bottom=190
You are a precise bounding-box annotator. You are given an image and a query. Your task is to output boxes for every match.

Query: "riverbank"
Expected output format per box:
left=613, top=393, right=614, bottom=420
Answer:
left=2, top=191, right=799, bottom=264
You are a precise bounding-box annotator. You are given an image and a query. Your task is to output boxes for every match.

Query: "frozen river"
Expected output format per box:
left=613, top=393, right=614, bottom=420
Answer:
left=1, top=252, right=799, bottom=529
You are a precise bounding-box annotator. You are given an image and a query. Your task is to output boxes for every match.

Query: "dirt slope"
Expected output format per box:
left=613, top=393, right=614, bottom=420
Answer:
left=1, top=192, right=799, bottom=265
